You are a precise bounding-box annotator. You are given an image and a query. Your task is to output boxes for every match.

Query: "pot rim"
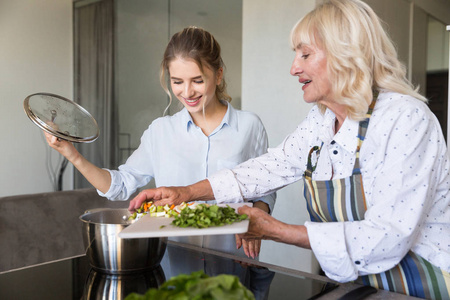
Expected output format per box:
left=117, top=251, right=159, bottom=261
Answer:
left=79, top=208, right=131, bottom=225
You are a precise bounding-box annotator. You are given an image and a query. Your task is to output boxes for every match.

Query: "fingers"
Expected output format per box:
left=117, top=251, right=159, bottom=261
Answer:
left=242, top=238, right=250, bottom=258
left=128, top=188, right=179, bottom=211
left=241, top=238, right=261, bottom=259
left=237, top=205, right=252, bottom=215
left=253, top=239, right=261, bottom=257
left=128, top=191, right=150, bottom=211
left=43, top=131, right=57, bottom=145
left=235, top=234, right=242, bottom=250
left=43, top=131, right=68, bottom=150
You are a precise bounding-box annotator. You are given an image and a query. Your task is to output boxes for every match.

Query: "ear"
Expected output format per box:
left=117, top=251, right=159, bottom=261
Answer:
left=216, top=68, right=223, bottom=85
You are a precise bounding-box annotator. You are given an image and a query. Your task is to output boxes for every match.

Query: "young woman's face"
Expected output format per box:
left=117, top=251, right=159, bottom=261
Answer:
left=290, top=43, right=332, bottom=104
left=169, top=58, right=221, bottom=115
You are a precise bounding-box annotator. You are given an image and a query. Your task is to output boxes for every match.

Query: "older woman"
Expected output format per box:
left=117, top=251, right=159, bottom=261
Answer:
left=129, top=0, right=449, bottom=298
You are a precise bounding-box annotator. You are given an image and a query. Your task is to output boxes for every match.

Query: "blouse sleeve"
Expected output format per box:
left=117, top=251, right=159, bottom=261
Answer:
left=209, top=113, right=313, bottom=203
left=245, top=118, right=277, bottom=213
left=98, top=125, right=154, bottom=201
left=305, top=101, right=447, bottom=282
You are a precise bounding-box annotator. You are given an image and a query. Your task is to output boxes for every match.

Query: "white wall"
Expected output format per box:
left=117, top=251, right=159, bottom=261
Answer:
left=242, top=0, right=318, bottom=273
left=0, top=0, right=73, bottom=197
left=428, top=18, right=450, bottom=71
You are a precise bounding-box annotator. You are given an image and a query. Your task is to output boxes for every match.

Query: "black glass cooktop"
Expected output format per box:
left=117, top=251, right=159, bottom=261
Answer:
left=0, top=241, right=338, bottom=300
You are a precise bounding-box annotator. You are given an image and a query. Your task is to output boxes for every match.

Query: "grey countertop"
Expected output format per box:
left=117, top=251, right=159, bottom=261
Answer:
left=176, top=241, right=422, bottom=300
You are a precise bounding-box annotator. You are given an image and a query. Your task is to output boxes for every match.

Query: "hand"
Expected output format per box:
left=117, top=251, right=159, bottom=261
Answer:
left=128, top=186, right=191, bottom=212
left=238, top=205, right=311, bottom=249
left=43, top=131, right=78, bottom=161
left=238, top=205, right=275, bottom=241
left=235, top=234, right=261, bottom=259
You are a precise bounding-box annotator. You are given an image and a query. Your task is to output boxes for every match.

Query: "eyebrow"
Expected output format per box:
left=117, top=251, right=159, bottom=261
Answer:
left=170, top=75, right=203, bottom=80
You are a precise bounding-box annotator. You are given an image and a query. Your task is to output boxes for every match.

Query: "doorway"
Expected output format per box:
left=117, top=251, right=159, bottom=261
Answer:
left=426, top=16, right=449, bottom=142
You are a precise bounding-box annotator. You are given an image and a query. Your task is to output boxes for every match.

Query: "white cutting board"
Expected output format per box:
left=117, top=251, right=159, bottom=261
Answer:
left=118, top=203, right=251, bottom=239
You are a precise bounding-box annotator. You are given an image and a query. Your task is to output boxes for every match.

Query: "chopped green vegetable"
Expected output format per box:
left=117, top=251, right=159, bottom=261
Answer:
left=171, top=204, right=248, bottom=229
left=124, top=270, right=255, bottom=300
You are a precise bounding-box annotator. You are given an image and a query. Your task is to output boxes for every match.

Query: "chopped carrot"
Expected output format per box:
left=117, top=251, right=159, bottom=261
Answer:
left=170, top=204, right=175, bottom=210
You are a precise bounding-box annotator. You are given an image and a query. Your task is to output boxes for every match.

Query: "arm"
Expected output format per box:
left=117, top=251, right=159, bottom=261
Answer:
left=128, top=178, right=214, bottom=211
left=207, top=118, right=312, bottom=205
left=45, top=132, right=111, bottom=193
left=238, top=205, right=311, bottom=249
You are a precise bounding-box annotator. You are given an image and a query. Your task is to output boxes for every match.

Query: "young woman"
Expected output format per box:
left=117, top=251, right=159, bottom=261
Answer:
left=45, top=27, right=275, bottom=261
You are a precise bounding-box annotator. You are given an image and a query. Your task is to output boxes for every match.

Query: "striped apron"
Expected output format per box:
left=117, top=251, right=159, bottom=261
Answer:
left=303, top=99, right=450, bottom=299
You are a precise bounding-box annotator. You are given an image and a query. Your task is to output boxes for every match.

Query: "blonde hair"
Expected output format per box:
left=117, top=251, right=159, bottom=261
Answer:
left=160, top=26, right=231, bottom=116
left=290, top=0, right=427, bottom=120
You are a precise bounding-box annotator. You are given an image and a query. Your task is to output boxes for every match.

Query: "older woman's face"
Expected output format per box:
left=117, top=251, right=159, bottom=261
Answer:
left=290, top=44, right=331, bottom=104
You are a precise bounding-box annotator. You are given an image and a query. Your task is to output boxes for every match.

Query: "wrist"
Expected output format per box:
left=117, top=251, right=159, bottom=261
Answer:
left=186, top=179, right=214, bottom=202
left=282, top=224, right=311, bottom=249
left=252, top=201, right=270, bottom=213
left=69, top=151, right=82, bottom=166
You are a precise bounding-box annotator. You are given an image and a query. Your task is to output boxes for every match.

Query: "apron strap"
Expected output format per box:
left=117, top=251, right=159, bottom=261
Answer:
left=353, top=91, right=378, bottom=174
left=305, top=142, right=323, bottom=178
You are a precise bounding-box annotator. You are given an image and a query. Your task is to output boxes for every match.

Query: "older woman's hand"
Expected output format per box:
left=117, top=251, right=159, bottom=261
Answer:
left=235, top=234, right=261, bottom=259
left=238, top=205, right=311, bottom=249
left=128, top=186, right=190, bottom=211
left=129, top=179, right=215, bottom=211
left=237, top=206, right=277, bottom=240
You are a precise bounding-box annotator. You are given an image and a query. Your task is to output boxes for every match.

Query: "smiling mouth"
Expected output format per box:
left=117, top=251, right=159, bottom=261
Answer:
left=302, top=80, right=312, bottom=85
left=184, top=96, right=201, bottom=105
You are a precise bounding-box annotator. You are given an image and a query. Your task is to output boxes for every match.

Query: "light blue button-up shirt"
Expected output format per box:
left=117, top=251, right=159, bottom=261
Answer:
left=100, top=101, right=275, bottom=211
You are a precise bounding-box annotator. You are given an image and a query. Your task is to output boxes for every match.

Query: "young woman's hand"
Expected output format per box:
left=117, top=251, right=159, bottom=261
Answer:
left=43, top=131, right=79, bottom=162
left=43, top=130, right=112, bottom=194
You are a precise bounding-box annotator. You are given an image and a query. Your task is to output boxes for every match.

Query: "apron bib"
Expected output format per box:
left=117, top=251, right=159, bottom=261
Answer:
left=303, top=97, right=450, bottom=299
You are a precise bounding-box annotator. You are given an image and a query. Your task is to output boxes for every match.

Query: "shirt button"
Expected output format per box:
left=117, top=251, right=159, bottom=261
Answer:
left=333, top=150, right=338, bottom=155
left=330, top=140, right=336, bottom=145
left=355, top=261, right=361, bottom=265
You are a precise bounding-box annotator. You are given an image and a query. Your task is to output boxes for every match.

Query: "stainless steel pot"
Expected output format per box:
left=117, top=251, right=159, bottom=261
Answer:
left=80, top=208, right=167, bottom=274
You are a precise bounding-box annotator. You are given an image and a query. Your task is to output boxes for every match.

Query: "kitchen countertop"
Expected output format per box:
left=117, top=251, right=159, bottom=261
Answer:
left=0, top=240, right=420, bottom=300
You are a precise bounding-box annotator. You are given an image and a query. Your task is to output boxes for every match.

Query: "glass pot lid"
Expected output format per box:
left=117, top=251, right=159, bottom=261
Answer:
left=23, top=92, right=99, bottom=143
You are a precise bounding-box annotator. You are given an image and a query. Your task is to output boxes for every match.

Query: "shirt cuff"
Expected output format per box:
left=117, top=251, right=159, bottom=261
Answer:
left=305, top=221, right=358, bottom=282
left=248, top=194, right=276, bottom=214
left=208, top=169, right=244, bottom=204
left=97, top=169, right=126, bottom=201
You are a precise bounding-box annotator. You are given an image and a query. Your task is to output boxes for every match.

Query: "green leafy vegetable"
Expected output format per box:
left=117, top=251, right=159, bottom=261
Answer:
left=171, top=204, right=248, bottom=229
left=124, top=270, right=255, bottom=300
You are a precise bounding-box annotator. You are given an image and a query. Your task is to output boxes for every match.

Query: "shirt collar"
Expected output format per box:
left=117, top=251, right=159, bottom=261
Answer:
left=182, top=100, right=236, bottom=132
left=319, top=107, right=358, bottom=154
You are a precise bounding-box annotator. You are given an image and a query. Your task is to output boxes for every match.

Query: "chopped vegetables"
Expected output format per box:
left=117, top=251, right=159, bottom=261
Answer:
left=128, top=201, right=185, bottom=221
left=128, top=202, right=248, bottom=229
left=171, top=204, right=248, bottom=229
left=124, top=270, right=255, bottom=300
